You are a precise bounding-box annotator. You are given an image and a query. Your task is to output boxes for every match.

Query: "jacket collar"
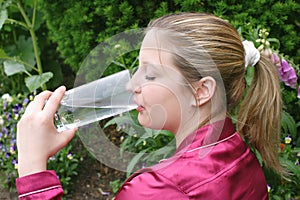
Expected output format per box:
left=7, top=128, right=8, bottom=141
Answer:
left=176, top=117, right=235, bottom=154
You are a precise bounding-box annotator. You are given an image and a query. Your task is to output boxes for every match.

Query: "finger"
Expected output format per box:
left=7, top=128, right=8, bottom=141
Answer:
left=43, top=86, right=66, bottom=117
left=56, top=128, right=77, bottom=150
left=23, top=91, right=52, bottom=115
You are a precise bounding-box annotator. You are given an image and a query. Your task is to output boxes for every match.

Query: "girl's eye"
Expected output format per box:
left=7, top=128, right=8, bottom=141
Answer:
left=145, top=75, right=156, bottom=81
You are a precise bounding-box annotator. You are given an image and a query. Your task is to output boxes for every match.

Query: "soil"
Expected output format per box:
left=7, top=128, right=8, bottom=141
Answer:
left=65, top=149, right=127, bottom=200
left=62, top=121, right=128, bottom=200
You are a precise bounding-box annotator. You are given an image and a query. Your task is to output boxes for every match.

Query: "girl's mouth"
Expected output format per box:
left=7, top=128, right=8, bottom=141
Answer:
left=136, top=105, right=145, bottom=112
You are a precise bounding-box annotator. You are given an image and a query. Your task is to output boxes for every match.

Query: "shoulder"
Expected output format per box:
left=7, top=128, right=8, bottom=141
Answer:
left=154, top=133, right=267, bottom=199
left=116, top=170, right=189, bottom=200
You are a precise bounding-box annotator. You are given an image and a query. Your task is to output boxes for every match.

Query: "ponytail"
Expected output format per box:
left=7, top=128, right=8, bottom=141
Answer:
left=237, top=54, right=284, bottom=175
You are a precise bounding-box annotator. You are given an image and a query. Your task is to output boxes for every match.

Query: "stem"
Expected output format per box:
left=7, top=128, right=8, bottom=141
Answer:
left=16, top=1, right=46, bottom=90
left=29, top=29, right=43, bottom=76
left=120, top=55, right=127, bottom=69
left=5, top=18, right=28, bottom=29
left=32, top=0, right=37, bottom=27
left=16, top=1, right=32, bottom=28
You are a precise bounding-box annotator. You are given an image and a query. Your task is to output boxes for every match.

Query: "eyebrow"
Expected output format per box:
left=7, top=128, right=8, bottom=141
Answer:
left=139, top=61, right=153, bottom=70
left=140, top=60, right=150, bottom=66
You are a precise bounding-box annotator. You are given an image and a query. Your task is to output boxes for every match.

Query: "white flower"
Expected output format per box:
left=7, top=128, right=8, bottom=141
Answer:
left=114, top=44, right=121, bottom=49
left=267, top=184, right=271, bottom=193
left=285, top=135, right=292, bottom=144
left=0, top=116, right=4, bottom=125
left=1, top=93, right=13, bottom=103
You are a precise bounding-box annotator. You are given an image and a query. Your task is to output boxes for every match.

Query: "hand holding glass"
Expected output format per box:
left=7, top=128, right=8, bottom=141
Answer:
left=55, top=70, right=136, bottom=132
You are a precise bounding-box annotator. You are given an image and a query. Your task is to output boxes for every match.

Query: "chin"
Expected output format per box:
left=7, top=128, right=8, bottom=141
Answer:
left=138, top=115, right=167, bottom=131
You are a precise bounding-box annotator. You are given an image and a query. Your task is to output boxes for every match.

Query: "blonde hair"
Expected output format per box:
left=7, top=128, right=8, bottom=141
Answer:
left=148, top=13, right=284, bottom=175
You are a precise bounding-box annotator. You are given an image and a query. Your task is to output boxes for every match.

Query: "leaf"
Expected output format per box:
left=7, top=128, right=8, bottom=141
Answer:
left=3, top=60, right=26, bottom=76
left=126, top=149, right=147, bottom=177
left=245, top=66, right=254, bottom=86
left=0, top=48, right=7, bottom=57
left=16, top=36, right=36, bottom=67
left=5, top=36, right=36, bottom=69
left=25, top=72, right=53, bottom=92
left=279, top=157, right=300, bottom=180
left=0, top=9, right=7, bottom=30
left=281, top=111, right=297, bottom=138
left=103, top=115, right=132, bottom=128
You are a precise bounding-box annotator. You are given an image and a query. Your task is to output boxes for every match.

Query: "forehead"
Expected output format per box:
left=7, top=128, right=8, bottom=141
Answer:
left=139, top=30, right=174, bottom=67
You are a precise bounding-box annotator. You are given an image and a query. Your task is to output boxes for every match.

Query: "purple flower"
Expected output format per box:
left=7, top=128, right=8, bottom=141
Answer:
left=5, top=152, right=10, bottom=159
left=4, top=112, right=12, bottom=121
left=10, top=139, right=16, bottom=145
left=2, top=127, right=8, bottom=135
left=3, top=102, right=8, bottom=110
left=13, top=104, right=22, bottom=114
left=22, top=98, right=30, bottom=106
left=270, top=53, right=281, bottom=69
left=280, top=60, right=298, bottom=89
left=298, top=86, right=300, bottom=99
left=10, top=145, right=16, bottom=154
left=12, top=158, right=18, bottom=168
left=67, top=153, right=73, bottom=160
left=12, top=159, right=17, bottom=165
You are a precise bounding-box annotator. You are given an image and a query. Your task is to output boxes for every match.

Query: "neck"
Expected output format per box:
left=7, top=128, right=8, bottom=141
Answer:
left=174, top=111, right=227, bottom=148
left=174, top=117, right=199, bottom=148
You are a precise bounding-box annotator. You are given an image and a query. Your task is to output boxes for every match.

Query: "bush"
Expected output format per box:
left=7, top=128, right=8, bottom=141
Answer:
left=0, top=0, right=67, bottom=94
left=42, top=0, right=299, bottom=73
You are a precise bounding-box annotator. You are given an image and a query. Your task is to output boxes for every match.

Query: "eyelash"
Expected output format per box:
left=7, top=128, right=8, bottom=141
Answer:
left=145, top=75, right=156, bottom=81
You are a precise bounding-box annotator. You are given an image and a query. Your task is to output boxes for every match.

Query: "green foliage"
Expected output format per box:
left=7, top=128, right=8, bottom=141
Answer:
left=104, top=111, right=175, bottom=178
left=110, top=179, right=123, bottom=194
left=42, top=0, right=299, bottom=73
left=0, top=92, right=82, bottom=195
left=0, top=92, right=28, bottom=191
left=42, top=0, right=163, bottom=73
left=242, top=26, right=300, bottom=199
left=0, top=0, right=54, bottom=93
left=47, top=139, right=83, bottom=195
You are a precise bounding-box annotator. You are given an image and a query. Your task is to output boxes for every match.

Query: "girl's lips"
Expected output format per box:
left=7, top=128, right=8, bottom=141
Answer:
left=134, top=99, right=144, bottom=112
left=136, top=105, right=145, bottom=112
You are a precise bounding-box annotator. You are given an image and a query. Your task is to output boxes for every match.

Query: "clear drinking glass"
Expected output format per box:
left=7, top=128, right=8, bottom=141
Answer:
left=55, top=69, right=136, bottom=132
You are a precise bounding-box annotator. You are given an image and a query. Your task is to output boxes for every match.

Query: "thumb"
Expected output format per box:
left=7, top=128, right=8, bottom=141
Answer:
left=56, top=128, right=77, bottom=149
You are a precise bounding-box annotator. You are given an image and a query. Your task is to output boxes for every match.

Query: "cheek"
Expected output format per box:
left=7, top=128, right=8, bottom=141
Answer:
left=138, top=104, right=168, bottom=130
left=141, top=85, right=183, bottom=130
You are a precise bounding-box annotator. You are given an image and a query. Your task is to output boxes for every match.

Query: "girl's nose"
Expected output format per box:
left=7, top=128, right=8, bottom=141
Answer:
left=126, top=76, right=141, bottom=94
left=133, top=85, right=141, bottom=94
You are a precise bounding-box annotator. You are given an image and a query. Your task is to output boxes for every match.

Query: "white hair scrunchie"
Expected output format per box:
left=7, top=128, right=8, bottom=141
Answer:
left=242, top=40, right=260, bottom=67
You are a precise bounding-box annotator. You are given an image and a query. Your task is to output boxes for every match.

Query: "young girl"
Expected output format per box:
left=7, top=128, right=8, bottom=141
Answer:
left=16, top=13, right=283, bottom=199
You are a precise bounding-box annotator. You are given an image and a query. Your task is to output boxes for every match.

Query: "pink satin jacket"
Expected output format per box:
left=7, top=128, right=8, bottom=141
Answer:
left=16, top=118, right=268, bottom=199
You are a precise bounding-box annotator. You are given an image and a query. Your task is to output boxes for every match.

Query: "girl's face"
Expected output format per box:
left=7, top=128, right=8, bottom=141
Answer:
left=128, top=31, right=198, bottom=134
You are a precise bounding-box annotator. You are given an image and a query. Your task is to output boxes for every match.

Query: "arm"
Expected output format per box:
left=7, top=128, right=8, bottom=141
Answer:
left=16, top=86, right=77, bottom=199
left=16, top=170, right=64, bottom=200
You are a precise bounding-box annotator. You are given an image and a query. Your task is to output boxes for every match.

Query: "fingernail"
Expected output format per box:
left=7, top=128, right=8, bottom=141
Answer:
left=58, top=85, right=66, bottom=91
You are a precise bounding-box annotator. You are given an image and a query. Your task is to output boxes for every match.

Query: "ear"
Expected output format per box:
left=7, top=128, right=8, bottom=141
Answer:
left=193, top=76, right=216, bottom=106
